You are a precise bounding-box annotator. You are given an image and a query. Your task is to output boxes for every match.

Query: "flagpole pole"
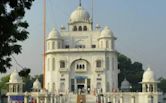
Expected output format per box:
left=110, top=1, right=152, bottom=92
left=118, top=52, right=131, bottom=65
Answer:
left=43, top=0, right=46, bottom=89
left=92, top=0, right=94, bottom=30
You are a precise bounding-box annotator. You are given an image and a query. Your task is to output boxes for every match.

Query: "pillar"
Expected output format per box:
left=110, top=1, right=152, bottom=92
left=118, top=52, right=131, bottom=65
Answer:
left=50, top=95, right=53, bottom=103
left=142, top=84, right=146, bottom=92
left=59, top=96, right=62, bottom=103
left=103, top=96, right=106, bottom=103
left=131, top=96, right=135, bottom=103
left=85, top=79, right=87, bottom=93
left=15, top=84, right=18, bottom=92
left=100, top=96, right=103, bottom=103
left=153, top=84, right=156, bottom=92
left=120, top=96, right=123, bottom=103
left=54, top=95, right=57, bottom=103
left=113, top=97, right=116, bottom=103
left=37, top=96, right=40, bottom=103
left=147, top=84, right=150, bottom=92
left=24, top=96, right=28, bottom=103
left=45, top=96, right=48, bottom=103
left=8, top=96, right=10, bottom=103
left=107, top=97, right=111, bottom=103
left=74, top=79, right=77, bottom=93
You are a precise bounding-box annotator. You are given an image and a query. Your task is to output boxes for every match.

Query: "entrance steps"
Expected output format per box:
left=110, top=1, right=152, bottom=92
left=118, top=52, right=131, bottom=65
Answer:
left=68, top=93, right=96, bottom=103
left=77, top=95, right=86, bottom=103
left=86, top=94, right=96, bottom=103
left=68, top=93, right=77, bottom=103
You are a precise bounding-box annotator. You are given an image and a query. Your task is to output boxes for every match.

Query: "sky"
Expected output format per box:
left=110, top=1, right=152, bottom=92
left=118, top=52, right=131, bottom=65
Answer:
left=1, top=0, right=166, bottom=79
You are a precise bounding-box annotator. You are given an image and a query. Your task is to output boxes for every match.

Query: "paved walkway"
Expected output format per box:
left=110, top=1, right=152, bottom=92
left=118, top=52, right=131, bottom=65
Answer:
left=77, top=94, right=86, bottom=103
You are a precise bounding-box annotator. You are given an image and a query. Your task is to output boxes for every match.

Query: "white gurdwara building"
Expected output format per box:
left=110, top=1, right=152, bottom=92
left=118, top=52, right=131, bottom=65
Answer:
left=7, top=4, right=163, bottom=103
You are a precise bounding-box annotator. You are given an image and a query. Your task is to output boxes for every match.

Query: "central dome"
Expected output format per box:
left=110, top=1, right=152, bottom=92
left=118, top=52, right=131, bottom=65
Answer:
left=9, top=70, right=22, bottom=83
left=142, top=67, right=156, bottom=82
left=69, top=6, right=90, bottom=23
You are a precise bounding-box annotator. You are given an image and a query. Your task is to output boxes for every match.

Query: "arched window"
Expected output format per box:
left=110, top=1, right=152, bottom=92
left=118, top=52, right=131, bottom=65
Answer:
left=52, top=83, right=55, bottom=91
left=101, top=41, right=103, bottom=48
left=79, top=26, right=82, bottom=31
left=83, top=26, right=87, bottom=31
left=52, top=41, right=55, bottom=49
left=73, top=26, right=77, bottom=31
left=150, top=84, right=153, bottom=92
left=52, top=58, right=55, bottom=71
left=60, top=82, right=65, bottom=92
left=47, top=42, right=50, bottom=50
left=60, top=60, right=65, bottom=68
left=47, top=58, right=50, bottom=71
left=106, top=40, right=109, bottom=48
left=96, top=60, right=102, bottom=68
left=83, top=64, right=85, bottom=69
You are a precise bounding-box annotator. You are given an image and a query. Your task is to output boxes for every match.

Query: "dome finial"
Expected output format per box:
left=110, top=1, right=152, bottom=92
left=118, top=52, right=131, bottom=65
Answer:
left=79, top=0, right=82, bottom=6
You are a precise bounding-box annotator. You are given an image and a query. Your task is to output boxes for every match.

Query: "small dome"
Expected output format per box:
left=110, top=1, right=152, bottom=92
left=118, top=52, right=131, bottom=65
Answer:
left=142, top=67, right=156, bottom=82
left=9, top=70, right=22, bottom=83
left=99, top=26, right=114, bottom=38
left=48, top=28, right=61, bottom=39
left=33, top=79, right=41, bottom=90
left=121, top=78, right=130, bottom=89
left=69, top=6, right=90, bottom=23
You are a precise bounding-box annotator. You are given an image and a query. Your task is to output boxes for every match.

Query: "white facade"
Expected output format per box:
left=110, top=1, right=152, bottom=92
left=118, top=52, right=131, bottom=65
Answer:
left=45, top=5, right=119, bottom=94
left=7, top=4, right=162, bottom=103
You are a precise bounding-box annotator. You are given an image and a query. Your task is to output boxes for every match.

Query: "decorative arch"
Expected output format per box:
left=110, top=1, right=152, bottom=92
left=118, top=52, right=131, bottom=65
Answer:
left=69, top=58, right=91, bottom=71
left=73, top=26, right=77, bottom=31
left=83, top=26, right=87, bottom=31
left=79, top=26, right=82, bottom=31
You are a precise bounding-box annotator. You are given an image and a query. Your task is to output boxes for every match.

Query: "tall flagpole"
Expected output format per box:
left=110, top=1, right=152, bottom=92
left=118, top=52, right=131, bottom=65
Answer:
left=43, top=0, right=46, bottom=89
left=92, top=0, right=94, bottom=30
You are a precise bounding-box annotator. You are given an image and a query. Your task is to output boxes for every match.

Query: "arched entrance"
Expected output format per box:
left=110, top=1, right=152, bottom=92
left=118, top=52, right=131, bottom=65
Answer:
left=69, top=59, right=91, bottom=94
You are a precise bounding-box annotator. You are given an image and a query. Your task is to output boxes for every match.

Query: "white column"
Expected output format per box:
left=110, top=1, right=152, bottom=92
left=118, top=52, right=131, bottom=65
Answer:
left=74, top=79, right=77, bottom=93
left=100, top=96, right=103, bottom=103
left=8, top=96, right=10, bottom=103
left=37, top=96, right=40, bottom=103
left=59, top=96, right=62, bottom=103
left=107, top=97, right=111, bottom=103
left=131, top=96, right=135, bottom=103
left=113, top=97, right=116, bottom=103
left=142, top=84, right=146, bottom=92
left=24, top=96, right=28, bottom=103
left=85, top=78, right=87, bottom=93
left=15, top=85, right=18, bottom=92
left=104, top=96, right=106, bottom=103
left=120, top=97, right=123, bottom=103
left=50, top=95, right=53, bottom=103
left=153, top=84, right=156, bottom=92
left=54, top=95, right=57, bottom=103
left=147, top=84, right=150, bottom=92
left=45, top=96, right=48, bottom=103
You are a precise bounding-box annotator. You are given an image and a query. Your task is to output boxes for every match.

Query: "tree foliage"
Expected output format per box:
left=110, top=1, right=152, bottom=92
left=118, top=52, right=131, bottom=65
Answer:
left=118, top=53, right=144, bottom=92
left=158, top=77, right=166, bottom=93
left=0, top=75, right=10, bottom=90
left=0, top=0, right=34, bottom=73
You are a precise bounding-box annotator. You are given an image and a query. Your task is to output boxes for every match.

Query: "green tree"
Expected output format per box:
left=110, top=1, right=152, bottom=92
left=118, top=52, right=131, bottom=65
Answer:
left=0, top=75, right=10, bottom=90
left=23, top=74, right=43, bottom=91
left=118, top=53, right=144, bottom=91
left=0, top=0, right=35, bottom=73
left=158, top=77, right=166, bottom=93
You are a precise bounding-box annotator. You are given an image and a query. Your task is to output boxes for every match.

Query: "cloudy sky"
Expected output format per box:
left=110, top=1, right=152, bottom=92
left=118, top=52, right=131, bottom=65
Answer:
left=1, top=0, right=166, bottom=78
